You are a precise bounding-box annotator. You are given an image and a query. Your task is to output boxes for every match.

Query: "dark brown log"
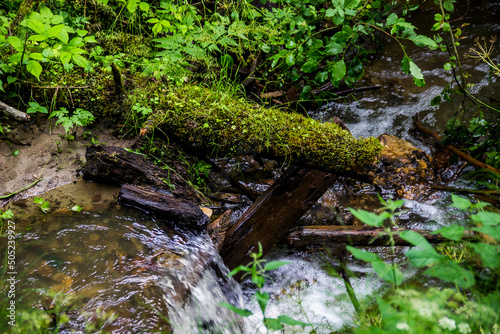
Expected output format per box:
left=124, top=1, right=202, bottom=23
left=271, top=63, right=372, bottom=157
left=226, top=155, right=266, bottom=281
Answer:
left=206, top=210, right=233, bottom=250
left=219, top=165, right=339, bottom=270
left=119, top=184, right=209, bottom=229
left=83, top=145, right=205, bottom=202
left=286, top=225, right=476, bottom=248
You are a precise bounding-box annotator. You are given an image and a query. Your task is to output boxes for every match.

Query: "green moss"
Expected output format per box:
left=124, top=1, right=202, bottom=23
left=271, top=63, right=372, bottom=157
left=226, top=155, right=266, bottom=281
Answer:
left=144, top=85, right=382, bottom=172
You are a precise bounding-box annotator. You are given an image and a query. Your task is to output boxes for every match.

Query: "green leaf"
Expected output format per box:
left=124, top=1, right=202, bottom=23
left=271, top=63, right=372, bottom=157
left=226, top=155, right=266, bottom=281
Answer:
left=264, top=260, right=290, bottom=271
left=372, top=260, right=403, bottom=286
left=470, top=243, right=500, bottom=269
left=401, top=55, right=411, bottom=75
left=7, top=36, right=23, bottom=52
left=410, top=35, right=438, bottom=49
left=256, top=291, right=269, bottom=314
left=386, top=13, right=398, bottom=26
left=451, top=195, right=472, bottom=210
left=40, top=6, right=53, bottom=19
left=70, top=205, right=82, bottom=212
left=57, top=29, right=69, bottom=44
left=277, top=315, right=308, bottom=328
left=127, top=0, right=139, bottom=13
left=405, top=247, right=443, bottom=267
left=219, top=303, right=252, bottom=317
left=285, top=53, right=295, bottom=66
left=315, top=71, right=329, bottom=83
left=28, top=34, right=47, bottom=42
left=1, top=210, right=14, bottom=219
left=301, top=60, right=317, bottom=74
left=409, top=61, right=424, bottom=80
left=139, top=2, right=150, bottom=12
left=12, top=150, right=20, bottom=157
left=27, top=19, right=46, bottom=34
left=228, top=265, right=249, bottom=277
left=472, top=212, right=500, bottom=226
left=473, top=226, right=500, bottom=241
left=33, top=197, right=44, bottom=205
left=329, top=59, right=346, bottom=83
left=264, top=318, right=282, bottom=330
left=347, top=246, right=380, bottom=263
left=72, top=54, right=90, bottom=68
left=325, top=41, right=343, bottom=55
left=432, top=225, right=465, bottom=241
left=424, top=261, right=475, bottom=288
left=349, top=208, right=390, bottom=227
left=84, top=36, right=98, bottom=44
left=399, top=230, right=434, bottom=250
left=27, top=60, right=43, bottom=80
left=51, top=15, right=64, bottom=25
left=261, top=43, right=271, bottom=53
left=29, top=52, right=44, bottom=60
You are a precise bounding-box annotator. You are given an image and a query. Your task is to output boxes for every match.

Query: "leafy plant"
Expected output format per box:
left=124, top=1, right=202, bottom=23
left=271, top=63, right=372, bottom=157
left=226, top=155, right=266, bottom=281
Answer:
left=33, top=197, right=50, bottom=213
left=0, top=209, right=14, bottom=236
left=49, top=107, right=95, bottom=135
left=221, top=242, right=309, bottom=332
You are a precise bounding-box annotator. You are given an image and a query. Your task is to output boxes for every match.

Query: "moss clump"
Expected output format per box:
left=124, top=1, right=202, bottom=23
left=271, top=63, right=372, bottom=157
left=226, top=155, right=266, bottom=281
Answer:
left=144, top=85, right=382, bottom=172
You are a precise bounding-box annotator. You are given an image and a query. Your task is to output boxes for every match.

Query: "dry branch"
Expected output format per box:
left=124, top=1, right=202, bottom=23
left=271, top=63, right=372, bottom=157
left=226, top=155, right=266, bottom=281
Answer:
left=0, top=100, right=30, bottom=122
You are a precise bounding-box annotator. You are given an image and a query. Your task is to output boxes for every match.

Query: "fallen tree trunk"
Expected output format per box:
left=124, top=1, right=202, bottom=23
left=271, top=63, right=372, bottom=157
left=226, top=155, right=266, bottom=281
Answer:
left=0, top=100, right=30, bottom=122
left=83, top=145, right=205, bottom=202
left=140, top=85, right=382, bottom=177
left=286, top=225, right=476, bottom=248
left=219, top=165, right=339, bottom=271
left=119, top=184, right=209, bottom=229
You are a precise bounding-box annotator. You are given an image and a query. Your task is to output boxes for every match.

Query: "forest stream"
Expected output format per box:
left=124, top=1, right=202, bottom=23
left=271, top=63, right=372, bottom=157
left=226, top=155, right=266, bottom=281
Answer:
left=0, top=2, right=499, bottom=334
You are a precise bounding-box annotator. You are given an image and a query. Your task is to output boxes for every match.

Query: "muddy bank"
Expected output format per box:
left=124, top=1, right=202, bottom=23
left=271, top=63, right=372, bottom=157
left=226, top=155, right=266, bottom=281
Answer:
left=0, top=119, right=132, bottom=207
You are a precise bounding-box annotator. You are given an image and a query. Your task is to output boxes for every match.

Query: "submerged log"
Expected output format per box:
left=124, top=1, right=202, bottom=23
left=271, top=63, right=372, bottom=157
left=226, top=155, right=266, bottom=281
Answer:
left=119, top=184, right=209, bottom=229
left=219, top=165, right=339, bottom=270
left=286, top=225, right=476, bottom=248
left=83, top=145, right=205, bottom=202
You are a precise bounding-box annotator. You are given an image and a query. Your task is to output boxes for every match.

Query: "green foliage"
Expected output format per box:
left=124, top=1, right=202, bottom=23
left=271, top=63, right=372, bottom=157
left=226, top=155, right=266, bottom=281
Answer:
left=26, top=101, right=48, bottom=115
left=0, top=209, right=13, bottom=235
left=49, top=107, right=95, bottom=134
left=353, top=194, right=500, bottom=334
left=222, top=242, right=309, bottom=332
left=33, top=197, right=50, bottom=213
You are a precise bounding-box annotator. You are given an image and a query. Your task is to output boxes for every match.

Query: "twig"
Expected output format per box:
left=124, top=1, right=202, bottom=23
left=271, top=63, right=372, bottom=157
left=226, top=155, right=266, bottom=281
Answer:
left=242, top=52, right=260, bottom=88
left=414, top=114, right=500, bottom=175
left=0, top=178, right=43, bottom=199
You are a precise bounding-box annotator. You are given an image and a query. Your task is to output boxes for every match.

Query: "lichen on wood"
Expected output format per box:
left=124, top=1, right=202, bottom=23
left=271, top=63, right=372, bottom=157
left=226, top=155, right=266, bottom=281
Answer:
left=141, top=85, right=382, bottom=172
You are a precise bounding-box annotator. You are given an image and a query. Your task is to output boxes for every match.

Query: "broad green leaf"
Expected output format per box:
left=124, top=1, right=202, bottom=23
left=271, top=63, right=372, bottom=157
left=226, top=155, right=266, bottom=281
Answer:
left=424, top=261, right=475, bottom=288
left=329, top=59, right=346, bottom=83
left=401, top=55, right=411, bottom=74
left=472, top=212, right=500, bottom=226
left=301, top=60, right=317, bottom=74
left=27, top=19, right=46, bottom=34
left=451, top=195, right=472, bottom=210
left=347, top=246, right=380, bottom=263
left=285, top=53, right=295, bottom=66
left=470, top=243, right=500, bottom=269
left=139, top=2, right=150, bottom=12
left=76, top=29, right=88, bottom=37
left=84, top=36, right=98, bottom=44
left=411, top=35, right=437, bottom=50
left=386, top=13, right=398, bottom=26
left=409, top=61, right=424, bottom=80
left=277, top=315, right=308, bottom=328
left=256, top=291, right=269, bottom=314
left=12, top=150, right=19, bottom=156
left=51, top=15, right=64, bottom=25
left=57, top=29, right=69, bottom=44
left=40, top=6, right=53, bottom=19
left=33, top=197, right=44, bottom=205
left=8, top=53, right=23, bottom=63
left=47, top=24, right=64, bottom=38
left=315, top=71, right=329, bottom=83
left=127, top=0, right=140, bottom=13
left=264, top=260, right=290, bottom=271
left=325, top=41, right=343, bottom=55
left=473, top=226, right=500, bottom=241
left=261, top=43, right=271, bottom=53
left=432, top=225, right=465, bottom=241
left=405, top=247, right=443, bottom=267
left=29, top=52, right=44, bottom=60
left=372, top=260, right=403, bottom=286
left=349, top=208, right=390, bottom=227
left=27, top=60, right=43, bottom=80
left=264, top=318, right=283, bottom=330
left=7, top=36, right=23, bottom=51
left=399, top=230, right=434, bottom=249
left=219, top=303, right=252, bottom=317
left=1, top=210, right=14, bottom=219
left=42, top=48, right=55, bottom=58
left=28, top=34, right=47, bottom=42
left=69, top=37, right=83, bottom=46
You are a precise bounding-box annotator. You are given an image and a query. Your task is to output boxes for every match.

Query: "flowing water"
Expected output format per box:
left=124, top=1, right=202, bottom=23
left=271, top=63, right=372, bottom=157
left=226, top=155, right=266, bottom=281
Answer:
left=2, top=2, right=500, bottom=333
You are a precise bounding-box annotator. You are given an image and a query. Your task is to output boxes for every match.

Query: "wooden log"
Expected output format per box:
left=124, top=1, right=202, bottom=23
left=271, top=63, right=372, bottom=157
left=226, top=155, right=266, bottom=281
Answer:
left=0, top=100, right=30, bottom=122
left=83, top=145, right=205, bottom=202
left=286, top=225, right=476, bottom=248
left=219, top=165, right=339, bottom=270
left=119, top=184, right=209, bottom=230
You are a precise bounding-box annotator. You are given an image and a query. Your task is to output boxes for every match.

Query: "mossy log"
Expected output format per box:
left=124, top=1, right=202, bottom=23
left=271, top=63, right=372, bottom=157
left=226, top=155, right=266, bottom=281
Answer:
left=141, top=85, right=382, bottom=174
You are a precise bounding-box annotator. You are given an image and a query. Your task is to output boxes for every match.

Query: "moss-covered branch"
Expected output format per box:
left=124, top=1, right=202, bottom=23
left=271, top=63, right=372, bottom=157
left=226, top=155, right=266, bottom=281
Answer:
left=141, top=85, right=382, bottom=172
